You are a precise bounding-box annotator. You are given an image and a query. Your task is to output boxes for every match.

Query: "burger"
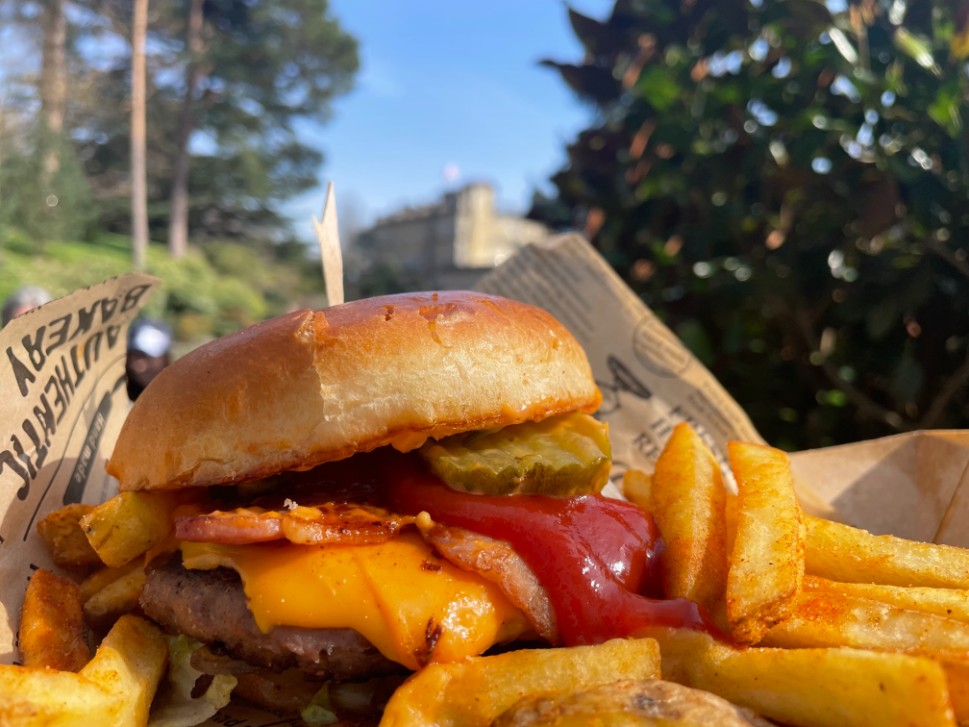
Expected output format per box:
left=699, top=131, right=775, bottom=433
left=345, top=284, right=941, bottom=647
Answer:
left=106, top=291, right=706, bottom=721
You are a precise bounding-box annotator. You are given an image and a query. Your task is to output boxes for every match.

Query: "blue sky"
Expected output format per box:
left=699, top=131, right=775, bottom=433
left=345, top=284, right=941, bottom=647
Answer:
left=288, top=1, right=611, bottom=242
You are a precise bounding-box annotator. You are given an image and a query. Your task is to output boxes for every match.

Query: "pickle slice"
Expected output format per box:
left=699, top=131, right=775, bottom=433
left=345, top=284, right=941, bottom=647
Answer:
left=419, top=413, right=611, bottom=496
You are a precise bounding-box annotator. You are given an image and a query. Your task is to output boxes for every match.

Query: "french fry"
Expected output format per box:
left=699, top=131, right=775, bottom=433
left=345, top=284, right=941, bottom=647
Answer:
left=82, top=562, right=147, bottom=632
left=805, top=515, right=969, bottom=588
left=802, top=575, right=969, bottom=624
left=80, top=491, right=178, bottom=567
left=18, top=569, right=89, bottom=672
left=77, top=615, right=168, bottom=725
left=725, top=441, right=804, bottom=644
left=79, top=560, right=143, bottom=604
left=645, top=626, right=955, bottom=727
left=723, top=488, right=739, bottom=554
left=380, top=637, right=661, bottom=727
left=761, top=577, right=969, bottom=661
left=0, top=615, right=167, bottom=726
left=36, top=504, right=101, bottom=570
left=942, top=659, right=969, bottom=724
left=650, top=423, right=728, bottom=616
left=0, top=665, right=117, bottom=725
left=621, top=468, right=652, bottom=511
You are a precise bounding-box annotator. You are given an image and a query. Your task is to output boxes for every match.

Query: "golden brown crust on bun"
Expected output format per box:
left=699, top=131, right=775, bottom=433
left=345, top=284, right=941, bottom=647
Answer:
left=109, top=291, right=601, bottom=491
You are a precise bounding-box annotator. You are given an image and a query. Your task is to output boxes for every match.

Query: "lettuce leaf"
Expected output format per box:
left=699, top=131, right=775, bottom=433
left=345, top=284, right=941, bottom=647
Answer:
left=148, top=636, right=237, bottom=727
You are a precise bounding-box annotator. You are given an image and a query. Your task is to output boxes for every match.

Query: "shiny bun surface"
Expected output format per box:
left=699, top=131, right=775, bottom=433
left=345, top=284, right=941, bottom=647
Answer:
left=109, top=291, right=601, bottom=491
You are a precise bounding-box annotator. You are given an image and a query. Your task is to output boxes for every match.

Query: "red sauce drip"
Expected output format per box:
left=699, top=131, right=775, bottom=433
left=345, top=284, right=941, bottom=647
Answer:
left=384, top=459, right=716, bottom=645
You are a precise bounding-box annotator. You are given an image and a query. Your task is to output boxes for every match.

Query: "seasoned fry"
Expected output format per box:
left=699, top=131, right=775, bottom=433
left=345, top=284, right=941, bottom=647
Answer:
left=761, top=577, right=969, bottom=660
left=0, top=665, right=116, bottom=725
left=381, top=637, right=662, bottom=727
left=725, top=441, right=804, bottom=644
left=645, top=626, right=955, bottom=727
left=942, top=659, right=969, bottom=724
left=802, top=575, right=969, bottom=624
left=805, top=515, right=969, bottom=588
left=723, top=489, right=739, bottom=554
left=0, top=615, right=167, bottom=726
left=621, top=468, right=652, bottom=511
left=36, top=504, right=101, bottom=570
left=18, top=569, right=89, bottom=672
left=79, top=560, right=143, bottom=604
left=80, top=491, right=178, bottom=567
left=78, top=615, right=168, bottom=725
left=82, top=562, right=147, bottom=631
left=650, top=423, right=728, bottom=615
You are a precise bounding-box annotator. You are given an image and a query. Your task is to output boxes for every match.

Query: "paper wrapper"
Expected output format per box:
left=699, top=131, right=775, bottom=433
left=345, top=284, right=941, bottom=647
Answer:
left=0, top=274, right=158, bottom=660
left=1, top=235, right=966, bottom=725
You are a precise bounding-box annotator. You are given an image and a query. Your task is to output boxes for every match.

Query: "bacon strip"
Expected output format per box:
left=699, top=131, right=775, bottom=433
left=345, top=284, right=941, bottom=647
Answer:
left=174, top=495, right=558, bottom=643
left=175, top=502, right=413, bottom=546
left=415, top=513, right=558, bottom=643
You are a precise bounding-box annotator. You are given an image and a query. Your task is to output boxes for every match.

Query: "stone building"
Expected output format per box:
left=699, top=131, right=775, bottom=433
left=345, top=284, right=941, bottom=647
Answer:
left=353, top=182, right=549, bottom=292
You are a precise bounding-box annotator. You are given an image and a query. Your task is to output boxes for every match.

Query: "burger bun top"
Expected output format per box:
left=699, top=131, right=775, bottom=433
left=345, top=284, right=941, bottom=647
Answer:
left=109, top=291, right=601, bottom=492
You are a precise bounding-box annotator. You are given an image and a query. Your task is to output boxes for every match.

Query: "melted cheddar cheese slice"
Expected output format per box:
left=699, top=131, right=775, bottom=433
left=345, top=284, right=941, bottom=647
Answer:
left=180, top=532, right=531, bottom=670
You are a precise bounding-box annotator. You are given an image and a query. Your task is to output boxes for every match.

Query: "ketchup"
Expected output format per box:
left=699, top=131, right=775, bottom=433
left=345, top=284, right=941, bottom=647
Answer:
left=384, top=458, right=716, bottom=646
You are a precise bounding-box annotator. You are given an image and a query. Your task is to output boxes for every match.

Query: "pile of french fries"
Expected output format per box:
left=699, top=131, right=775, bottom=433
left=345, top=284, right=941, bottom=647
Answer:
left=625, top=423, right=969, bottom=727
left=1, top=494, right=185, bottom=726
left=6, top=425, right=969, bottom=725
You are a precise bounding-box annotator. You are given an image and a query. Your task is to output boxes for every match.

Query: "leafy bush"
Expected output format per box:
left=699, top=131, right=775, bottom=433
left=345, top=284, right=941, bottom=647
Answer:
left=0, top=125, right=95, bottom=244
left=536, top=0, right=969, bottom=450
left=0, top=233, right=324, bottom=349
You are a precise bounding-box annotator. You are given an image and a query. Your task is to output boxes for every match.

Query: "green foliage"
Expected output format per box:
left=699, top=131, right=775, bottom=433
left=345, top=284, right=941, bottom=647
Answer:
left=0, top=232, right=326, bottom=346
left=0, top=125, right=95, bottom=244
left=350, top=258, right=426, bottom=299
left=145, top=251, right=266, bottom=338
left=0, top=0, right=357, bottom=354
left=4, top=0, right=358, bottom=246
left=536, top=0, right=969, bottom=449
left=69, top=0, right=359, bottom=243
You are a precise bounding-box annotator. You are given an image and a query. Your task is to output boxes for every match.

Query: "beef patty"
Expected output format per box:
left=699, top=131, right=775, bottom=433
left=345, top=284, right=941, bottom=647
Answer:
left=141, top=554, right=402, bottom=680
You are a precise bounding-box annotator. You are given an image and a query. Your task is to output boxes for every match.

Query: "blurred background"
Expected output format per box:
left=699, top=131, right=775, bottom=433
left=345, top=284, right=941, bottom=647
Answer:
left=2, top=0, right=969, bottom=452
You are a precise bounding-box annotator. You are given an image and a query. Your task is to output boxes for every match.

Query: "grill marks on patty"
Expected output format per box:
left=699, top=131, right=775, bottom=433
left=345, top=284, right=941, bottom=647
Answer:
left=141, top=554, right=403, bottom=680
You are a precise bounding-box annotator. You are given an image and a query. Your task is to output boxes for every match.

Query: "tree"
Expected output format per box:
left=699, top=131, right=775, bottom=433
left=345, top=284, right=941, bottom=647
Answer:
left=161, top=0, right=359, bottom=255
left=3, top=0, right=358, bottom=252
left=130, top=0, right=149, bottom=269
left=0, top=0, right=93, bottom=243
left=38, top=0, right=68, bottom=181
left=537, top=0, right=969, bottom=450
left=166, top=0, right=202, bottom=258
